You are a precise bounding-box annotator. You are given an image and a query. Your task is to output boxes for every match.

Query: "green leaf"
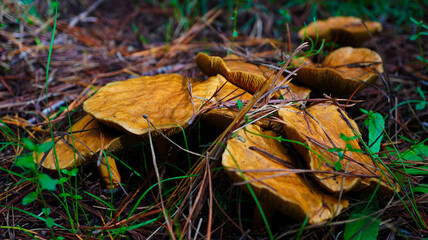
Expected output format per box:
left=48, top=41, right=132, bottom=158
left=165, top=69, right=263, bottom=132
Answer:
left=232, top=30, right=238, bottom=38
left=22, top=191, right=38, bottom=205
left=340, top=133, right=358, bottom=142
left=401, top=144, right=428, bottom=161
left=412, top=184, right=428, bottom=194
left=344, top=201, right=380, bottom=240
left=237, top=99, right=243, bottom=109
left=416, top=102, right=425, bottom=110
left=37, top=141, right=53, bottom=153
left=15, top=155, right=36, bottom=170
left=68, top=168, right=79, bottom=176
left=73, top=195, right=83, bottom=200
left=45, top=216, right=54, bottom=228
left=334, top=161, right=342, bottom=171
left=417, top=87, right=426, bottom=101
left=42, top=207, right=50, bottom=216
left=410, top=34, right=419, bottom=41
left=57, top=177, right=68, bottom=185
left=403, top=167, right=428, bottom=176
left=399, top=135, right=414, bottom=143
left=59, top=192, right=71, bottom=198
left=22, top=138, right=36, bottom=151
left=39, top=173, right=58, bottom=191
left=367, top=112, right=385, bottom=154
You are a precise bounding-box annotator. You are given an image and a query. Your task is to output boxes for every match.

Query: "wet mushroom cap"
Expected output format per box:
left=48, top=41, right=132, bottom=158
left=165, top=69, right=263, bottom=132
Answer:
left=35, top=114, right=134, bottom=170
left=278, top=103, right=398, bottom=194
left=298, top=16, right=382, bottom=46
left=292, top=47, right=383, bottom=96
left=84, top=74, right=219, bottom=136
left=195, top=52, right=311, bottom=100
left=222, top=124, right=349, bottom=224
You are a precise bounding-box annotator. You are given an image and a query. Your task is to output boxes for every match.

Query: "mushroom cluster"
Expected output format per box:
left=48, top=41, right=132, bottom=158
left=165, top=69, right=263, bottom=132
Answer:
left=36, top=17, right=398, bottom=225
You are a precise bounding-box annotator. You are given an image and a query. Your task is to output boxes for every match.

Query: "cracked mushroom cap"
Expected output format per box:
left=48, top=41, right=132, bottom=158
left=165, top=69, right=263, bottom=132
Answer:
left=195, top=52, right=311, bottom=100
left=292, top=47, right=383, bottom=96
left=84, top=74, right=219, bottom=136
left=298, top=16, right=382, bottom=46
left=278, top=103, right=398, bottom=194
left=35, top=114, right=135, bottom=170
left=222, top=124, right=348, bottom=224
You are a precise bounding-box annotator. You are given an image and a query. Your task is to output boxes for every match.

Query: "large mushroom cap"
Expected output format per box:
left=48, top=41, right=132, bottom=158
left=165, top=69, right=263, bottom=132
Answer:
left=35, top=114, right=133, bottom=170
left=222, top=124, right=348, bottom=224
left=278, top=103, right=398, bottom=194
left=292, top=47, right=383, bottom=96
left=298, top=16, right=382, bottom=46
left=84, top=74, right=219, bottom=136
left=195, top=52, right=311, bottom=100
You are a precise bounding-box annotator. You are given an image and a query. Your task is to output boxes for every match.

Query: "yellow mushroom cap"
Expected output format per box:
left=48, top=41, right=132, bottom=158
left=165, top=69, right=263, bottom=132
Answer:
left=222, top=124, right=349, bottom=224
left=195, top=52, right=311, bottom=100
left=35, top=114, right=133, bottom=170
left=292, top=47, right=383, bottom=96
left=83, top=74, right=219, bottom=136
left=298, top=16, right=382, bottom=46
left=278, top=103, right=398, bottom=194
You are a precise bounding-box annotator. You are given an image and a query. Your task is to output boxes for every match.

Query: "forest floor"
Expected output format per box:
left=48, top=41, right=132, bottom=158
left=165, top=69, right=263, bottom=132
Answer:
left=0, top=1, right=427, bottom=239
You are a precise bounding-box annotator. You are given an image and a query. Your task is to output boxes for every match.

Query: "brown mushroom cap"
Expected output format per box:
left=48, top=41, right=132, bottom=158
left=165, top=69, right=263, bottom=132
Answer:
left=35, top=114, right=134, bottom=170
left=195, top=52, right=311, bottom=100
left=83, top=74, right=219, bottom=136
left=222, top=124, right=348, bottom=224
left=202, top=74, right=253, bottom=129
left=292, top=47, right=383, bottom=96
left=298, top=16, right=382, bottom=46
left=278, top=103, right=398, bottom=194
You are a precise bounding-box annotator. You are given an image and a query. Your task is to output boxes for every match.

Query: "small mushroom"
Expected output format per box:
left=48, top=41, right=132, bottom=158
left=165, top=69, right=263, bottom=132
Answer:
left=222, top=124, right=348, bottom=224
left=278, top=103, right=398, bottom=193
left=36, top=114, right=138, bottom=189
left=195, top=52, right=311, bottom=100
left=292, top=47, right=383, bottom=96
left=83, top=74, right=219, bottom=136
left=298, top=16, right=382, bottom=46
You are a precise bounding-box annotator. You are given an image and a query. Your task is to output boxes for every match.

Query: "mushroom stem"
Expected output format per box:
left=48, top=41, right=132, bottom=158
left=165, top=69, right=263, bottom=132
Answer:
left=155, top=135, right=171, bottom=162
left=98, top=155, right=121, bottom=189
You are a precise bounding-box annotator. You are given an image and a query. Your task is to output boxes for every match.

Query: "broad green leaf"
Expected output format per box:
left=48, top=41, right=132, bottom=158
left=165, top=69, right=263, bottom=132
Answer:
left=366, top=112, right=385, bottom=154
left=344, top=201, right=380, bottom=240
left=22, top=138, right=36, bottom=151
left=403, top=167, right=428, bottom=176
left=37, top=141, right=53, bottom=153
left=22, top=191, right=38, bottom=205
left=45, top=216, right=54, bottom=228
left=15, top=155, right=36, bottom=170
left=39, top=173, right=58, bottom=191
left=401, top=145, right=428, bottom=161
